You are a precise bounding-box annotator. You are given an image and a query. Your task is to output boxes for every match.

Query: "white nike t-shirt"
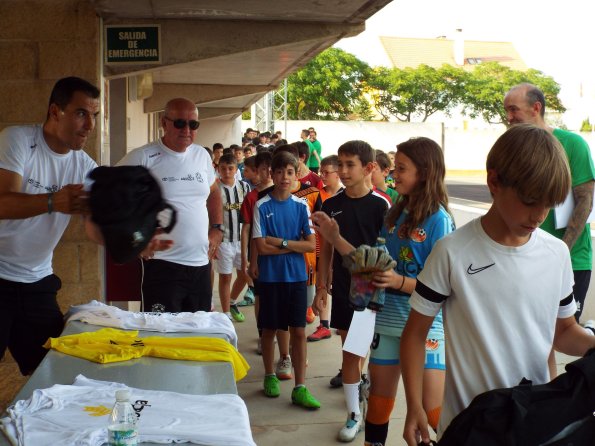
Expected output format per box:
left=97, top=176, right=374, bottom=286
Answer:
left=410, top=217, right=576, bottom=436
left=0, top=125, right=97, bottom=282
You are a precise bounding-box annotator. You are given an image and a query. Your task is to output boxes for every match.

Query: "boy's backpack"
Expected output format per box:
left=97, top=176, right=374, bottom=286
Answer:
left=438, top=349, right=595, bottom=446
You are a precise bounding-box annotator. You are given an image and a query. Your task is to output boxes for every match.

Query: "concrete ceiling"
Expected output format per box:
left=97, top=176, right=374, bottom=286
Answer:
left=92, top=0, right=393, bottom=119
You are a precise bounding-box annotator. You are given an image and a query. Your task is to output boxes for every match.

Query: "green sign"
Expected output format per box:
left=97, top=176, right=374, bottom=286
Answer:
left=105, top=25, right=161, bottom=65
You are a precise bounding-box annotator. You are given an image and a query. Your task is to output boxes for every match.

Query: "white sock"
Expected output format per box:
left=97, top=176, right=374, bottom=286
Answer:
left=344, top=382, right=361, bottom=416
left=585, top=326, right=595, bottom=336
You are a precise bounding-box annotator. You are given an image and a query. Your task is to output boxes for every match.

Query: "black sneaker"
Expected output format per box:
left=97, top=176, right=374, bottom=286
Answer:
left=330, top=369, right=343, bottom=388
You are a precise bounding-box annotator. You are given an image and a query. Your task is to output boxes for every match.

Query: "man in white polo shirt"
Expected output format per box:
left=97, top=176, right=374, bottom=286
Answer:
left=117, top=98, right=223, bottom=313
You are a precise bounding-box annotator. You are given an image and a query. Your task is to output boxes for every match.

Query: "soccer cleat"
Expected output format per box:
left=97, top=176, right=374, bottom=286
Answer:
left=330, top=369, right=343, bottom=388
left=306, top=306, right=316, bottom=324
left=263, top=374, right=280, bottom=397
left=307, top=324, right=332, bottom=342
left=584, top=320, right=595, bottom=336
left=338, top=412, right=363, bottom=442
left=237, top=288, right=255, bottom=307
left=291, top=386, right=321, bottom=409
left=229, top=304, right=245, bottom=322
left=275, top=355, right=293, bottom=380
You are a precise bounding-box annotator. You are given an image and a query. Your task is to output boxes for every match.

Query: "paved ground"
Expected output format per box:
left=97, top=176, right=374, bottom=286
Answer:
left=0, top=172, right=582, bottom=446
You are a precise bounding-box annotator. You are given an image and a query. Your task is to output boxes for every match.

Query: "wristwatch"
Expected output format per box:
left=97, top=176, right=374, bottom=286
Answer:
left=280, top=239, right=288, bottom=248
left=211, top=224, right=225, bottom=232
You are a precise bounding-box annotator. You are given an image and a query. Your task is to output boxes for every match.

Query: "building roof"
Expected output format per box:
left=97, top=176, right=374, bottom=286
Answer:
left=380, top=36, right=527, bottom=71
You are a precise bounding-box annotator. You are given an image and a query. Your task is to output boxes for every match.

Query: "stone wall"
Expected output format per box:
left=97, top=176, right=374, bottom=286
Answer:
left=0, top=0, right=102, bottom=311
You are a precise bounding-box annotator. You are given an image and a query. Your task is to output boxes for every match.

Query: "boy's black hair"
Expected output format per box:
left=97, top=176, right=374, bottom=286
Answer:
left=213, top=143, right=224, bottom=151
left=275, top=139, right=288, bottom=147
left=375, top=150, right=391, bottom=171
left=271, top=151, right=298, bottom=172
left=218, top=153, right=237, bottom=166
left=255, top=150, right=273, bottom=168
left=338, top=140, right=375, bottom=165
left=222, top=147, right=233, bottom=156
left=243, top=155, right=256, bottom=168
left=272, top=143, right=299, bottom=158
left=230, top=144, right=241, bottom=150
left=255, top=144, right=269, bottom=154
left=47, top=76, right=100, bottom=118
left=292, top=141, right=310, bottom=161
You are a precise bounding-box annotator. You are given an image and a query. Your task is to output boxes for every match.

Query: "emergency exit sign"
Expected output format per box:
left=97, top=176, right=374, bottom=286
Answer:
left=105, top=25, right=161, bottom=64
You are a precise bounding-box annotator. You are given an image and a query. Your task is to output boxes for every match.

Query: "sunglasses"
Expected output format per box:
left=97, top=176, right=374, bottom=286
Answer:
left=164, top=116, right=200, bottom=130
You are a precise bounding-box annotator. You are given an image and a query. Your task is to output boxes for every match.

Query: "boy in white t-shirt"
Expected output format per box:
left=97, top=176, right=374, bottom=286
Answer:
left=401, top=124, right=595, bottom=445
left=214, top=154, right=250, bottom=322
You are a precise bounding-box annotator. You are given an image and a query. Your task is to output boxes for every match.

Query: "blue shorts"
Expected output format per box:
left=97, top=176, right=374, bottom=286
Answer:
left=257, top=281, right=307, bottom=330
left=369, top=332, right=445, bottom=370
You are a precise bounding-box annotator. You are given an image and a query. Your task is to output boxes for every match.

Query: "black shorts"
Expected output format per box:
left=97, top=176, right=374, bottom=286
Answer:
left=141, top=259, right=212, bottom=312
left=573, top=269, right=592, bottom=322
left=330, top=291, right=354, bottom=331
left=0, top=274, right=64, bottom=375
left=258, top=281, right=307, bottom=330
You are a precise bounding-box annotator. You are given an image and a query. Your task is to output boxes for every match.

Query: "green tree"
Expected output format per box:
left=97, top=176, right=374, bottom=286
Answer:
left=282, top=48, right=371, bottom=120
left=461, top=62, right=565, bottom=125
left=367, top=64, right=469, bottom=122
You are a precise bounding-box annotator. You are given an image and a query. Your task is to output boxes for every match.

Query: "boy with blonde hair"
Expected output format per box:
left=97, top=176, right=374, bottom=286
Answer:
left=401, top=124, right=595, bottom=445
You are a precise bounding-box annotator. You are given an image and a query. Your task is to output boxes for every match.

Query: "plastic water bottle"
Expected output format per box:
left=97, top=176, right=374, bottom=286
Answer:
left=367, top=237, right=388, bottom=312
left=107, top=389, right=138, bottom=446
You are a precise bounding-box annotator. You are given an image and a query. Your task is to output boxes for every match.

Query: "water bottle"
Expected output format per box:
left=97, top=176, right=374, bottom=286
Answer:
left=107, top=389, right=138, bottom=446
left=367, top=237, right=388, bottom=312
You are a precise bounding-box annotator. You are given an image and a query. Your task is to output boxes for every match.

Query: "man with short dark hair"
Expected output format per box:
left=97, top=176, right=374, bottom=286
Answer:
left=0, top=76, right=100, bottom=375
left=117, top=98, right=223, bottom=313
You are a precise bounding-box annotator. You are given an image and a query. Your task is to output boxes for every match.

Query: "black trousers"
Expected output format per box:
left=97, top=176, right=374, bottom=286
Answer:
left=141, top=259, right=212, bottom=313
left=0, top=274, right=64, bottom=375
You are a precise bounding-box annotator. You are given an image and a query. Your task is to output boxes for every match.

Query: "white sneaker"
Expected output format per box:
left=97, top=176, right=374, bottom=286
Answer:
left=275, top=355, right=293, bottom=380
left=337, top=412, right=363, bottom=442
left=584, top=320, right=595, bottom=336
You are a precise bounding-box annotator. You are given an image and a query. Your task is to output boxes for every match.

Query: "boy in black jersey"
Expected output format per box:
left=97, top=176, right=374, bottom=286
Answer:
left=314, top=140, right=388, bottom=442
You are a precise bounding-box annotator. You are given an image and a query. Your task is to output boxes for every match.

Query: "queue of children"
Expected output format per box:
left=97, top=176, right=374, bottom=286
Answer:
left=211, top=121, right=595, bottom=446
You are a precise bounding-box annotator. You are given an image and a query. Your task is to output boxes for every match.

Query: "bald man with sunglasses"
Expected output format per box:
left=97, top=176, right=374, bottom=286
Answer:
left=117, top=98, right=223, bottom=313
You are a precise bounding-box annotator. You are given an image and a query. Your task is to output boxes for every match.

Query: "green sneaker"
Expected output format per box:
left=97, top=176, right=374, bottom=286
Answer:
left=230, top=304, right=245, bottom=322
left=263, top=375, right=280, bottom=397
left=291, top=386, right=321, bottom=409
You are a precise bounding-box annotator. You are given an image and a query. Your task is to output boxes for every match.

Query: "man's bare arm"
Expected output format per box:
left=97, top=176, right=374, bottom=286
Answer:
left=0, top=168, right=88, bottom=219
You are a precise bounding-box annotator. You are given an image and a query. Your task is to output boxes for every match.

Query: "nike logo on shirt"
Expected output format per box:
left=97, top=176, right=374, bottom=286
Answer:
left=467, top=263, right=495, bottom=275
left=330, top=210, right=343, bottom=217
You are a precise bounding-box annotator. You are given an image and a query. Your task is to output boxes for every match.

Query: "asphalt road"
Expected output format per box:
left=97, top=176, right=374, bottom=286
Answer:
left=446, top=181, right=491, bottom=204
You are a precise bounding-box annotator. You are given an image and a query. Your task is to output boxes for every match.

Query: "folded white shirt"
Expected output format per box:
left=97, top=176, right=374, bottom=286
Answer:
left=1, top=375, right=254, bottom=446
left=66, top=300, right=237, bottom=347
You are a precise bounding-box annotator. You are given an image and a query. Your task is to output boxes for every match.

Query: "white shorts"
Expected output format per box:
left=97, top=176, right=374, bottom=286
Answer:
left=214, top=240, right=242, bottom=274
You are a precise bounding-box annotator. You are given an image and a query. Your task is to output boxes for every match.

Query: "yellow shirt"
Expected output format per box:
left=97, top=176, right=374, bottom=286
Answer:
left=44, top=328, right=249, bottom=381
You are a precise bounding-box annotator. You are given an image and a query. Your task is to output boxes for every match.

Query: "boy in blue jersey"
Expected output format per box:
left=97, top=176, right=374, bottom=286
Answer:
left=252, top=151, right=320, bottom=409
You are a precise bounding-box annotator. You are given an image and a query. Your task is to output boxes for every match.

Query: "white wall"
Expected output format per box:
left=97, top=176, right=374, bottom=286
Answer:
left=196, top=116, right=243, bottom=149
left=126, top=98, right=150, bottom=153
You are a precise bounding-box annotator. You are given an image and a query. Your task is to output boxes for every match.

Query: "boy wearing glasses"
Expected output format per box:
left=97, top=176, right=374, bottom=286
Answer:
left=117, top=97, right=223, bottom=314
